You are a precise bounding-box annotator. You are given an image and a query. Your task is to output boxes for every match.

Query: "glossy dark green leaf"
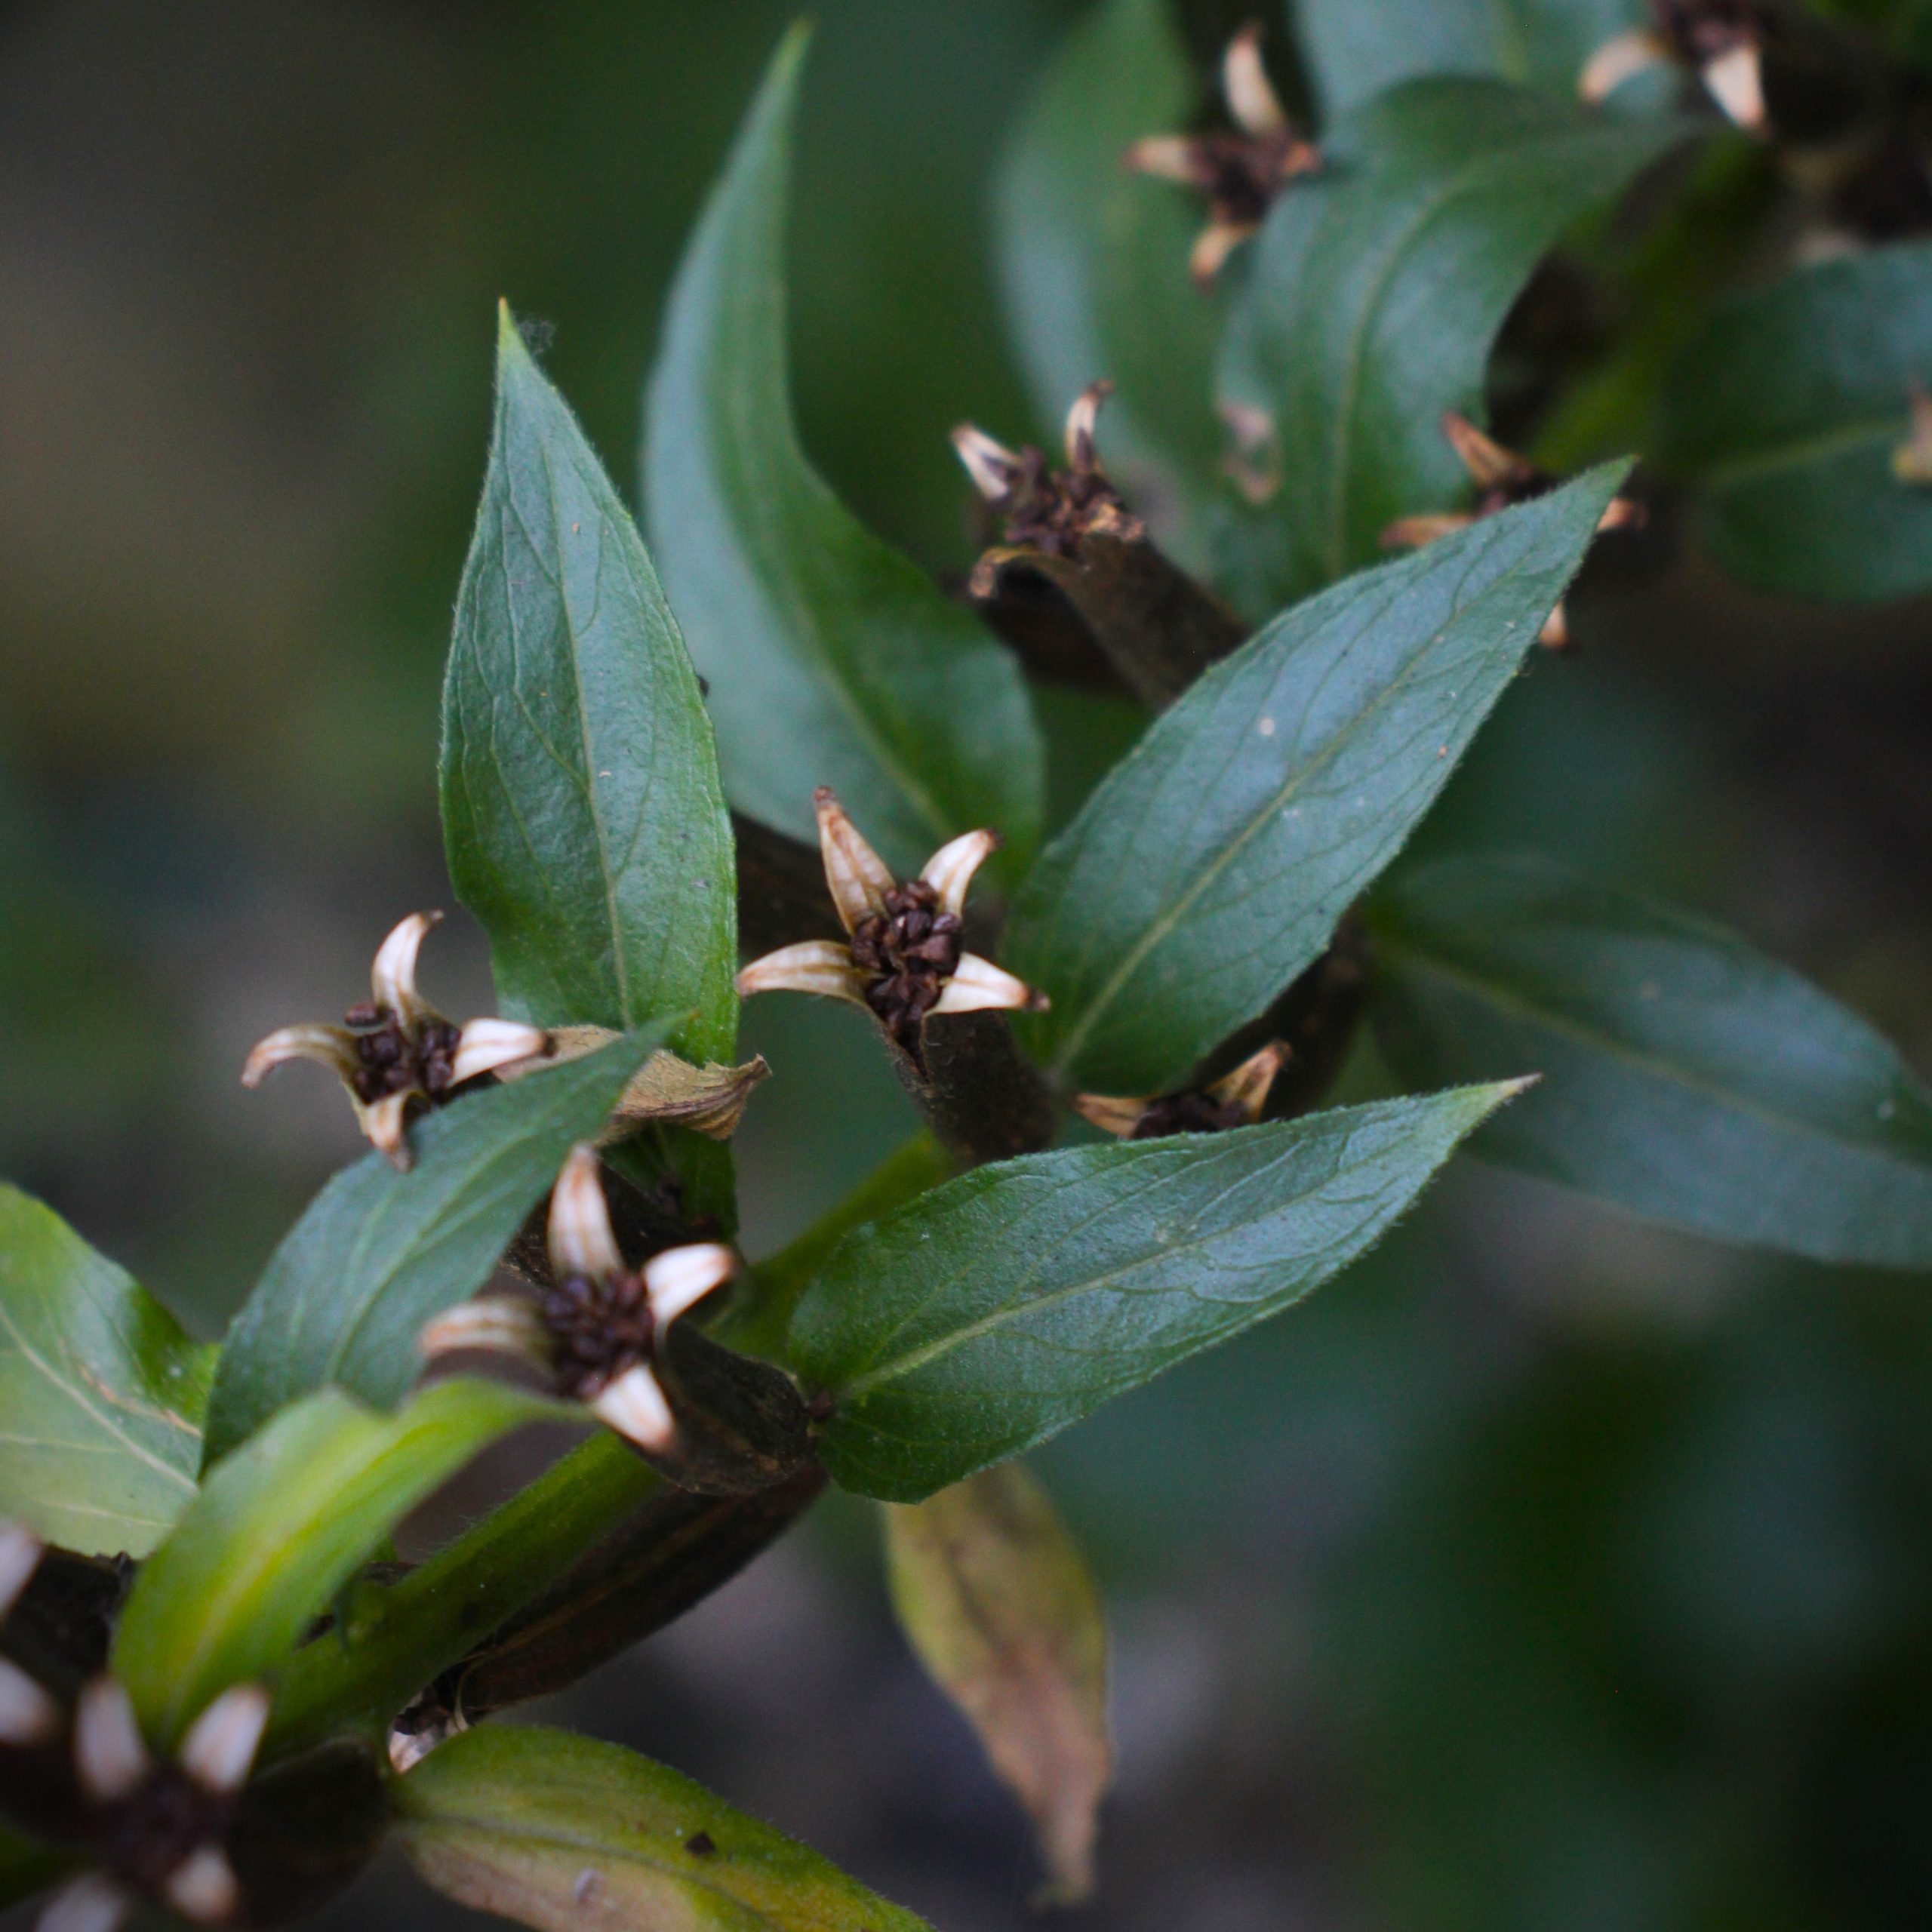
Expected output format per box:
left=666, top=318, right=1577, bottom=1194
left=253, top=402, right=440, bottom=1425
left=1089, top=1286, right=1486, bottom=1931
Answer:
left=1223, top=78, right=1683, bottom=602
left=205, top=1026, right=668, bottom=1465
left=1370, top=854, right=1932, bottom=1266
left=644, top=25, right=1042, bottom=878
left=1004, top=470, right=1624, bottom=1094
left=0, top=1185, right=214, bottom=1558
left=393, top=1724, right=931, bottom=1931
left=1662, top=239, right=1932, bottom=600
left=789, top=1085, right=1521, bottom=1500
left=442, top=306, right=737, bottom=1064
left=993, top=0, right=1223, bottom=567
left=116, top=1380, right=549, bottom=1750
left=1294, top=0, right=1641, bottom=118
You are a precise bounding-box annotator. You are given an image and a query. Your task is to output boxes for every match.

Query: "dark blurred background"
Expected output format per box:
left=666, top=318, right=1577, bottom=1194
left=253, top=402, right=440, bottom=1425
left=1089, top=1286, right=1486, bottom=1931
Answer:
left=5, top=2, right=1932, bottom=1927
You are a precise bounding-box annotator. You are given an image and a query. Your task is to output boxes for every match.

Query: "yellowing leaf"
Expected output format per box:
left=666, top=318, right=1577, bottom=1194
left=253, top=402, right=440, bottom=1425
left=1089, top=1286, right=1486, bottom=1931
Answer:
left=885, top=1463, right=1109, bottom=1903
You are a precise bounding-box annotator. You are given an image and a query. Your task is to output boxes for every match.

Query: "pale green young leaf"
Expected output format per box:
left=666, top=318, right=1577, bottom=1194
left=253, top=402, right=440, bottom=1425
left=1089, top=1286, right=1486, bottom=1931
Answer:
left=644, top=25, right=1042, bottom=877
left=115, top=1380, right=551, bottom=1751
left=0, top=1184, right=213, bottom=1558
left=394, top=1724, right=931, bottom=1932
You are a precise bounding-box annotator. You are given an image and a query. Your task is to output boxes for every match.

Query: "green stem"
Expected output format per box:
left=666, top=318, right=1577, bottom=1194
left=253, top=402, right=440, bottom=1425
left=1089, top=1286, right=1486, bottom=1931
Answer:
left=721, top=1131, right=956, bottom=1360
left=263, top=1432, right=661, bottom=1765
left=263, top=1135, right=955, bottom=1764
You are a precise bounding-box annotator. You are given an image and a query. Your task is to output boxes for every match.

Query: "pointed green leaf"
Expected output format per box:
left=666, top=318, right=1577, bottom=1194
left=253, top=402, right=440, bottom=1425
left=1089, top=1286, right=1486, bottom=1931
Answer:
left=1370, top=854, right=1932, bottom=1266
left=0, top=1185, right=213, bottom=1558
left=441, top=309, right=737, bottom=1065
left=644, top=25, right=1043, bottom=878
left=116, top=1380, right=550, bottom=1750
left=993, top=0, right=1222, bottom=568
left=885, top=1463, right=1109, bottom=1904
left=790, top=1087, right=1521, bottom=1500
left=1004, top=470, right=1624, bottom=1094
left=1662, top=239, right=1932, bottom=601
left=394, top=1724, right=931, bottom=1932
left=1295, top=0, right=1642, bottom=118
left=205, top=1026, right=669, bottom=1464
left=1223, top=78, right=1683, bottom=602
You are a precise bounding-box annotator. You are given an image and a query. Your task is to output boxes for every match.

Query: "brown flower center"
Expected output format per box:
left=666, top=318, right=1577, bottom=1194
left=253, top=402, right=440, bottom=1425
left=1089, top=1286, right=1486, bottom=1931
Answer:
left=542, top=1270, right=654, bottom=1400
left=1130, top=1091, right=1251, bottom=1140
left=1198, top=129, right=1306, bottom=229
left=99, top=1767, right=232, bottom=1895
left=848, top=881, right=964, bottom=1048
left=343, top=1005, right=462, bottom=1104
left=987, top=448, right=1141, bottom=560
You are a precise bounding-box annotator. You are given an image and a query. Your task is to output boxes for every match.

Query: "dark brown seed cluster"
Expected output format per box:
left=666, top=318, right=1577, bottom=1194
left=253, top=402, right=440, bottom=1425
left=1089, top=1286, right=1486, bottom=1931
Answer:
left=541, top=1270, right=654, bottom=1400
left=343, top=1004, right=462, bottom=1103
left=848, top=881, right=964, bottom=1048
left=1654, top=0, right=1761, bottom=62
left=986, top=446, right=1143, bottom=560
left=1194, top=128, right=1311, bottom=230
left=1130, top=1091, right=1251, bottom=1140
left=100, top=1769, right=231, bottom=1894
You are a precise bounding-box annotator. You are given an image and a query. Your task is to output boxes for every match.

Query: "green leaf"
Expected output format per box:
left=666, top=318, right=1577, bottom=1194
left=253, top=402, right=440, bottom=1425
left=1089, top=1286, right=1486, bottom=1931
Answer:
left=1661, top=239, right=1932, bottom=601
left=204, top=1026, right=669, bottom=1465
left=115, top=1380, right=549, bottom=1751
left=1223, top=78, right=1683, bottom=603
left=993, top=0, right=1223, bottom=568
left=265, top=1432, right=660, bottom=1761
left=643, top=24, right=1043, bottom=878
left=0, top=1820, right=72, bottom=1911
left=393, top=1724, right=931, bottom=1932
left=0, top=1184, right=214, bottom=1558
left=1294, top=0, right=1641, bottom=118
left=884, top=1464, right=1108, bottom=1903
left=1369, top=854, right=1932, bottom=1266
left=1004, top=470, right=1624, bottom=1094
left=442, top=306, right=737, bottom=1064
left=789, top=1086, right=1521, bottom=1500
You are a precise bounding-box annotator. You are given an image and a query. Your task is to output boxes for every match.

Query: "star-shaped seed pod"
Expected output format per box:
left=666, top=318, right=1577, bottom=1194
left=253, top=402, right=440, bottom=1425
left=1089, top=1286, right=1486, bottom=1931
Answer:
left=734, top=789, right=1046, bottom=1057
left=0, top=1533, right=271, bottom=1932
left=953, top=383, right=1144, bottom=578
left=420, top=1143, right=737, bottom=1456
left=1069, top=1041, right=1289, bottom=1141
left=1580, top=0, right=1767, bottom=134
left=242, top=912, right=552, bottom=1170
left=1380, top=412, right=1644, bottom=650
left=1125, top=23, right=1322, bottom=282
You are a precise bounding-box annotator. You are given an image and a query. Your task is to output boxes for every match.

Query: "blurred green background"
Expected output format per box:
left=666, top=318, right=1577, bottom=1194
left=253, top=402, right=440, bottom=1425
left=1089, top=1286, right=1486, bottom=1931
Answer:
left=5, top=2, right=1932, bottom=1927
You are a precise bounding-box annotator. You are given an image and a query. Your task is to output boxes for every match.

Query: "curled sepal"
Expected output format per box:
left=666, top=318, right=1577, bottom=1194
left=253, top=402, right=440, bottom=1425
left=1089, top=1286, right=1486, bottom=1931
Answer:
left=420, top=1146, right=803, bottom=1493
left=1123, top=21, right=1321, bottom=283
left=1580, top=3, right=1766, bottom=133
left=735, top=789, right=1046, bottom=1058
left=1382, top=412, right=1644, bottom=650
left=957, top=389, right=1245, bottom=711
left=1071, top=1039, right=1288, bottom=1140
left=10, top=1676, right=272, bottom=1930
left=242, top=912, right=553, bottom=1171
left=506, top=1029, right=771, bottom=1143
